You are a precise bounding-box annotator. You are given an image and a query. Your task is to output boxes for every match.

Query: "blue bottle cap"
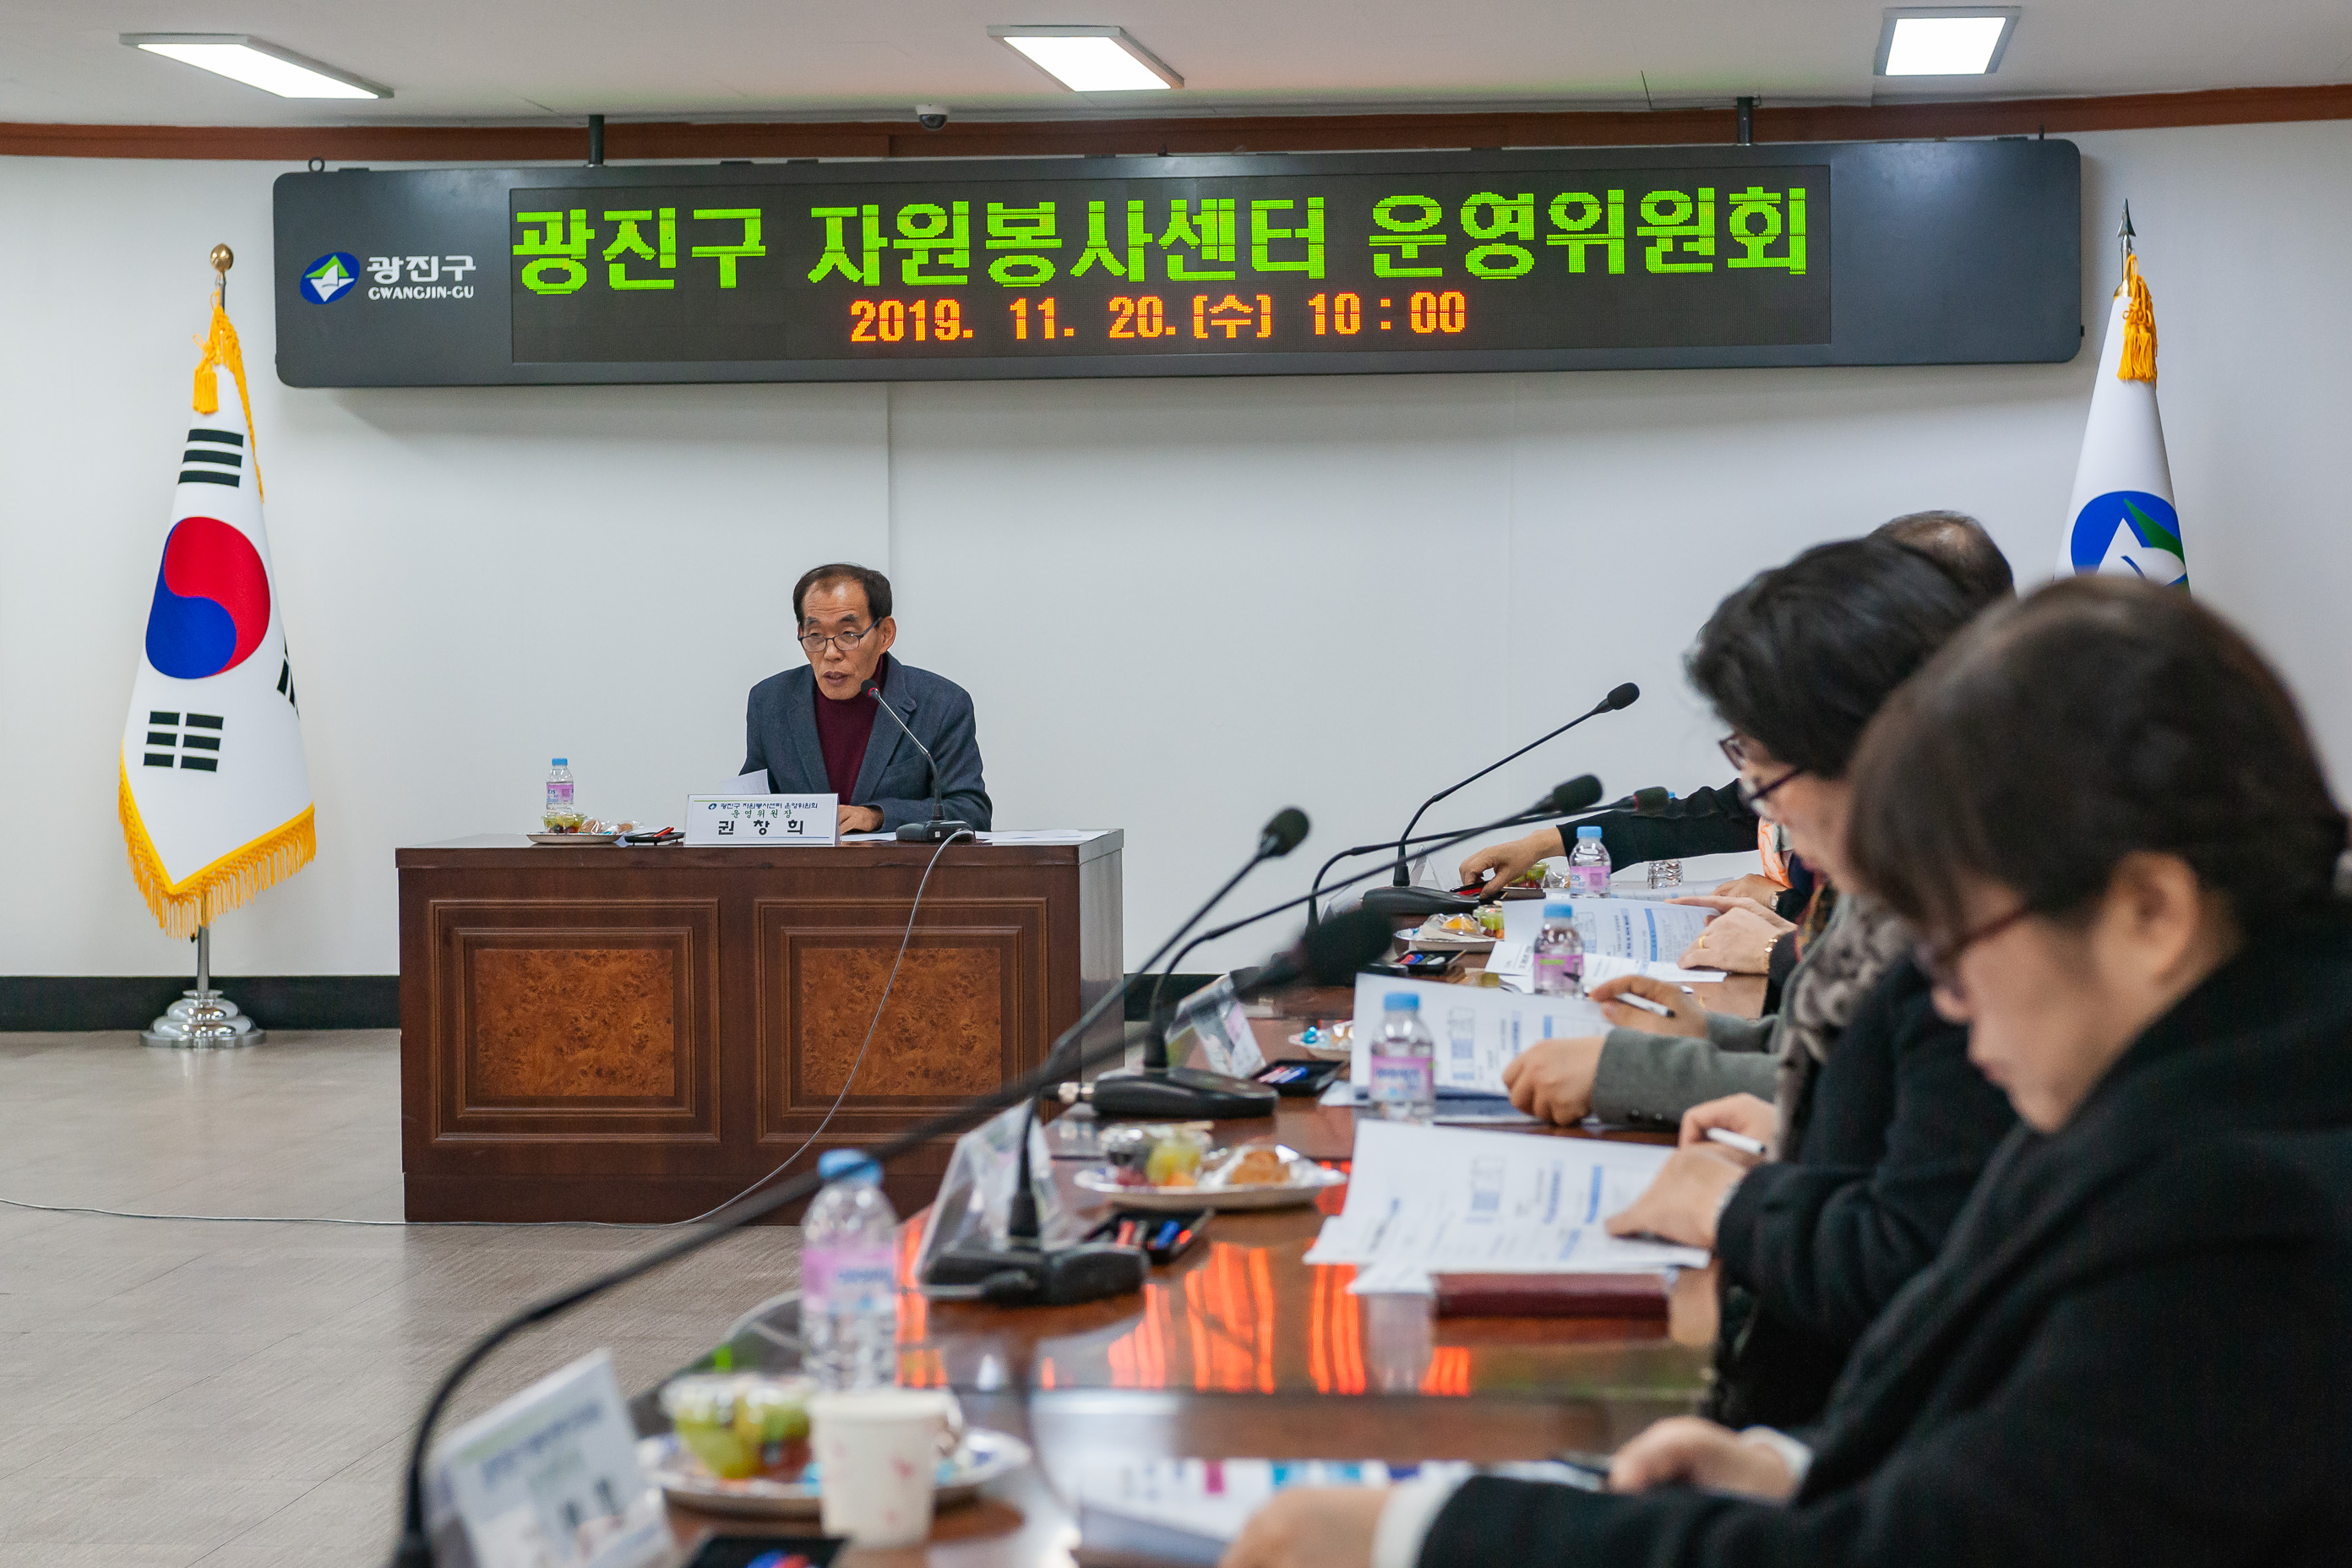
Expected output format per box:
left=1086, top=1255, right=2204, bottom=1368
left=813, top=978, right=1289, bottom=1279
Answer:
left=1544, top=902, right=1576, bottom=918
left=818, top=1150, right=882, bottom=1183
left=1576, top=824, right=1604, bottom=840
left=1383, top=992, right=1420, bottom=1011
left=552, top=757, right=568, bottom=766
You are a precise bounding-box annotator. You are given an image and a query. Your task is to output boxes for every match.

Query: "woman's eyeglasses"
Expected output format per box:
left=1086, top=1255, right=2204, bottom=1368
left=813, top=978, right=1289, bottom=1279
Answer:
left=1718, top=735, right=1804, bottom=820
left=1915, top=903, right=2037, bottom=995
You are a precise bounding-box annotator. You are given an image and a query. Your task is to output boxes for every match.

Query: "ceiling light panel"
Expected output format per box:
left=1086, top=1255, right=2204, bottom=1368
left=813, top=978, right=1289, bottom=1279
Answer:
left=1876, top=8, right=2019, bottom=75
left=988, top=26, right=1182, bottom=92
left=122, top=35, right=389, bottom=99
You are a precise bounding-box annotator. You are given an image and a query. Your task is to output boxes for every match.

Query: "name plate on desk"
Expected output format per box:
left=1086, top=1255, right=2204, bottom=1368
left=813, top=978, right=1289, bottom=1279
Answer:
left=684, top=793, right=836, bottom=846
left=425, top=1349, right=667, bottom=1568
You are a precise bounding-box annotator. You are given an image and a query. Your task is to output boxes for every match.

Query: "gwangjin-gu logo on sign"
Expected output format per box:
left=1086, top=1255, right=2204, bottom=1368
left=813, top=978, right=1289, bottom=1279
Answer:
left=301, top=252, right=359, bottom=302
left=366, top=253, right=478, bottom=301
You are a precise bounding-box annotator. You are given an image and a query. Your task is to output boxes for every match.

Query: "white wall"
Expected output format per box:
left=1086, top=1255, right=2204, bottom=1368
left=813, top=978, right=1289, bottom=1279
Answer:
left=3, top=118, right=2349, bottom=977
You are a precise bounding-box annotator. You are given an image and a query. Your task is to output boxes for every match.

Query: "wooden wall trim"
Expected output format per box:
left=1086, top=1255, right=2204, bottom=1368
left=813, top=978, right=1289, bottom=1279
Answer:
left=4, top=81, right=2350, bottom=163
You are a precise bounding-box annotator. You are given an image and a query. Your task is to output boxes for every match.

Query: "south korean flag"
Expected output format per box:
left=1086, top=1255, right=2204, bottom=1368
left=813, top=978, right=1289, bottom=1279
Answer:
left=117, top=294, right=313, bottom=936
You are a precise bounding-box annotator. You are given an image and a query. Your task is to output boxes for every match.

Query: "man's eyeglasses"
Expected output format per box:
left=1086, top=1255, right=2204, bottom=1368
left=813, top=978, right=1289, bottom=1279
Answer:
left=1719, top=735, right=1804, bottom=820
left=799, top=623, right=875, bottom=655
left=1915, top=903, right=2037, bottom=996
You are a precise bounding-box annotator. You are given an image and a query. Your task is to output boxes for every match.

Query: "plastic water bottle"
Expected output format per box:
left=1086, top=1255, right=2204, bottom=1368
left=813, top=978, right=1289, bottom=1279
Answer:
left=543, top=758, right=580, bottom=831
left=1647, top=792, right=1684, bottom=890
left=1533, top=902, right=1586, bottom=997
left=1369, top=993, right=1435, bottom=1124
left=1565, top=824, right=1613, bottom=897
left=801, top=1152, right=901, bottom=1391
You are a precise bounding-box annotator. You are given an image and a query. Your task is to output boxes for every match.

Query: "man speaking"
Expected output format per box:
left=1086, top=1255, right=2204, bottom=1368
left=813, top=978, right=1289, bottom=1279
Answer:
left=742, top=564, right=992, bottom=836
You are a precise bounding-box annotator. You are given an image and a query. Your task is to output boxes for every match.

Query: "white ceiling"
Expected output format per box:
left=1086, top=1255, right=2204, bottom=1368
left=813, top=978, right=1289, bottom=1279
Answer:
left=6, top=0, right=2350, bottom=127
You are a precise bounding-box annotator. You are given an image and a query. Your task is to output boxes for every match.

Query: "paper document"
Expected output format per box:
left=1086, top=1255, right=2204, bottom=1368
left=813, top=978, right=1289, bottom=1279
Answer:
left=1485, top=940, right=1534, bottom=992
left=1306, top=1120, right=1708, bottom=1293
left=1432, top=1102, right=1544, bottom=1127
left=1582, top=954, right=1728, bottom=987
left=1349, top=975, right=1605, bottom=1095
left=1502, top=896, right=1713, bottom=962
left=719, top=769, right=770, bottom=797
left=976, top=829, right=1108, bottom=844
left=1076, top=1456, right=1600, bottom=1563
left=1601, top=849, right=1766, bottom=901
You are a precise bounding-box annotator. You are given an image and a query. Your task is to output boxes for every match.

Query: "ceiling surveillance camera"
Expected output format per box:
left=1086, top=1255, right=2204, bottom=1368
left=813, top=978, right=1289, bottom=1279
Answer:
left=916, top=104, right=950, bottom=131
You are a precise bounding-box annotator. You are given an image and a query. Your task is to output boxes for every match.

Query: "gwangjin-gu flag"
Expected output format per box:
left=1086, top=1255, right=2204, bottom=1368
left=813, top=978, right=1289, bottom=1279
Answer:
left=118, top=291, right=313, bottom=936
left=2057, top=252, right=2187, bottom=587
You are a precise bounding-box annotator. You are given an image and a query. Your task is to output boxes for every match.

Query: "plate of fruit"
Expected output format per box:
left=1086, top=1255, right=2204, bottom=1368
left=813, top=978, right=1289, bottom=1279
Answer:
left=1407, top=912, right=1499, bottom=950
left=1077, top=1131, right=1346, bottom=1211
left=643, top=1374, right=1029, bottom=1519
left=530, top=818, right=643, bottom=846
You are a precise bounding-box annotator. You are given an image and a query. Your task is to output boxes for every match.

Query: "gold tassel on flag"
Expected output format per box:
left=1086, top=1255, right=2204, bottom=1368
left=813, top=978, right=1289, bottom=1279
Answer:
left=2117, top=253, right=2157, bottom=384
left=119, top=761, right=315, bottom=938
left=189, top=283, right=264, bottom=500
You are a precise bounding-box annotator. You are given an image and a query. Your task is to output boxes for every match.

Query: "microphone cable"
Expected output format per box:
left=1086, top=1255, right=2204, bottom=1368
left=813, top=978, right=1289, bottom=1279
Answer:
left=667, top=827, right=974, bottom=1223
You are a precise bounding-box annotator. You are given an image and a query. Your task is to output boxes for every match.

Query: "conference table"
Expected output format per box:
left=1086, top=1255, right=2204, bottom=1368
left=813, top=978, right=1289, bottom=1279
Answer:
left=642, top=968, right=1767, bottom=1565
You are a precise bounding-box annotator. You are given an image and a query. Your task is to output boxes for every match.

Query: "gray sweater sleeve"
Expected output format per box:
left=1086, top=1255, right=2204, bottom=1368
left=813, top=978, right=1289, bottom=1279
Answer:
left=1590, top=1015, right=1781, bottom=1126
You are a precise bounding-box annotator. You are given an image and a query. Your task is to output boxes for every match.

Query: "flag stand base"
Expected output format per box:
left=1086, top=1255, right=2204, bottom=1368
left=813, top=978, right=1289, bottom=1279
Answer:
left=142, top=927, right=264, bottom=1049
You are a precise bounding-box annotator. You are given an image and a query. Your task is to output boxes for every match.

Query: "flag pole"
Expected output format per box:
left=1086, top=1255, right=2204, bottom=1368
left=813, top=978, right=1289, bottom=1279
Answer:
left=138, top=241, right=270, bottom=1052
left=142, top=924, right=266, bottom=1048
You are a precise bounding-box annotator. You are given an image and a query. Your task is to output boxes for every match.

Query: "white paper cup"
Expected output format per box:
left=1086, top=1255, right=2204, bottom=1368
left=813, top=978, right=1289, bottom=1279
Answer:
left=808, top=1388, right=958, bottom=1548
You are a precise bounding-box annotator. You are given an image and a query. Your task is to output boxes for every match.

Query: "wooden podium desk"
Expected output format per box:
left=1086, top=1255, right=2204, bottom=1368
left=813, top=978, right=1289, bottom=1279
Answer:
left=395, top=833, right=1123, bottom=1222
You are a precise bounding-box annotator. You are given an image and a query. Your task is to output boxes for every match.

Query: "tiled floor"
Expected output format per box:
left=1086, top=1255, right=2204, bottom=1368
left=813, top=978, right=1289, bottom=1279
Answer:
left=0, top=1030, right=801, bottom=1564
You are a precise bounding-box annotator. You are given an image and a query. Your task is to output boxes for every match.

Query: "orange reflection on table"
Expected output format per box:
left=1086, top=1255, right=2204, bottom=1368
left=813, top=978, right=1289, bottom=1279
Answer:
left=1419, top=1346, right=1471, bottom=1396
left=896, top=1226, right=931, bottom=1345
left=1104, top=1279, right=1177, bottom=1388
left=1092, top=1243, right=1287, bottom=1393
left=1308, top=1261, right=1366, bottom=1395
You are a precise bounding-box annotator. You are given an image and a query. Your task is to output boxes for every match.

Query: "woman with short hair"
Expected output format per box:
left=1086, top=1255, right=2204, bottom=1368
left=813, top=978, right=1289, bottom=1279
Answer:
left=1224, top=576, right=2352, bottom=1568
left=1514, top=536, right=2018, bottom=1429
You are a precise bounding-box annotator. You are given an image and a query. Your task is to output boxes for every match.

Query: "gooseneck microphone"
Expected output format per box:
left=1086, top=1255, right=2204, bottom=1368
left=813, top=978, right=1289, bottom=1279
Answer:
left=389, top=806, right=1312, bottom=1567
left=1059, top=806, right=1314, bottom=1122
left=1228, top=906, right=1396, bottom=1000
left=1258, top=806, right=1310, bottom=860
left=866, top=683, right=973, bottom=843
left=1389, top=682, right=1639, bottom=889
left=1131, top=776, right=1605, bottom=1102
left=1304, top=773, right=1609, bottom=923
left=1361, top=772, right=1606, bottom=922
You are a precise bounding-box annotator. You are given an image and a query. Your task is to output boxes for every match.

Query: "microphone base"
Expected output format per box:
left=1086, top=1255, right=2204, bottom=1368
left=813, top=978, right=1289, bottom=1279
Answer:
left=1361, top=886, right=1478, bottom=919
left=896, top=818, right=974, bottom=843
left=923, top=1240, right=1146, bottom=1306
left=1088, top=1067, right=1279, bottom=1119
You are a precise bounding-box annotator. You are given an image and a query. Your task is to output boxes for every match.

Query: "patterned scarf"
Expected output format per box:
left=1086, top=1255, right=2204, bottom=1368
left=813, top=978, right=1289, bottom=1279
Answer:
left=1770, top=884, right=1914, bottom=1157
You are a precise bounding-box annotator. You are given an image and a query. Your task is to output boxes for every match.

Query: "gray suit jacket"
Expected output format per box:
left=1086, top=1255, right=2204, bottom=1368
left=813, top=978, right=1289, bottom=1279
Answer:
left=1587, top=890, right=1874, bottom=1125
left=740, top=658, right=993, bottom=833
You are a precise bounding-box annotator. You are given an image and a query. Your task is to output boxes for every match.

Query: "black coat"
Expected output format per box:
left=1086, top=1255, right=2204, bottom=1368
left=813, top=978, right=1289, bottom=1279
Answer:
left=1422, top=905, right=2352, bottom=1568
left=1580, top=781, right=1761, bottom=870
left=1707, top=956, right=2017, bottom=1429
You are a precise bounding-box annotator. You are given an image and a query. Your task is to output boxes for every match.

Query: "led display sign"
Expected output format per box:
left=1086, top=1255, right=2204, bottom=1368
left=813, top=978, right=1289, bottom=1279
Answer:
left=275, top=141, right=2078, bottom=385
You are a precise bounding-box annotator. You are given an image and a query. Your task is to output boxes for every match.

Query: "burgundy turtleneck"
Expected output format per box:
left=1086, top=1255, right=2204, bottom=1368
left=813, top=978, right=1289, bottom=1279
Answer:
left=811, top=654, right=888, bottom=800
